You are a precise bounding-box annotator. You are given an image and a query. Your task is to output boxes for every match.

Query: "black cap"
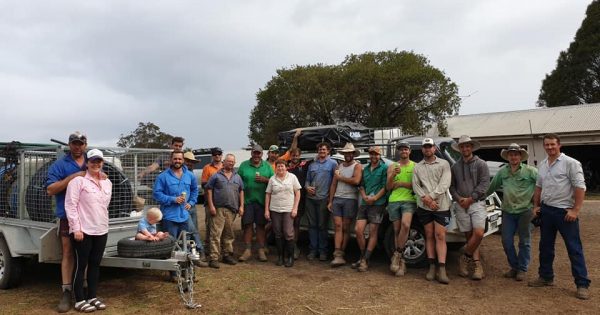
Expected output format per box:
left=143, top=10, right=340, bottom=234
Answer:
left=211, top=147, right=223, bottom=155
left=68, top=132, right=87, bottom=144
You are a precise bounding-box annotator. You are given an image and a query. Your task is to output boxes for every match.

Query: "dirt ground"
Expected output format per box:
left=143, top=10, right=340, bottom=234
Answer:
left=2, top=201, right=600, bottom=315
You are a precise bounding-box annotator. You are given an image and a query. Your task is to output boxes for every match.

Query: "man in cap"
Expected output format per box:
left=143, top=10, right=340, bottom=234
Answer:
left=46, top=131, right=89, bottom=312
left=529, top=133, right=590, bottom=300
left=354, top=146, right=387, bottom=272
left=386, top=141, right=417, bottom=276
left=267, top=129, right=301, bottom=170
left=138, top=136, right=184, bottom=180
left=305, top=142, right=338, bottom=261
left=237, top=144, right=274, bottom=262
left=413, top=138, right=452, bottom=284
left=201, top=147, right=224, bottom=254
left=328, top=143, right=362, bottom=267
left=487, top=143, right=537, bottom=281
left=450, top=135, right=490, bottom=281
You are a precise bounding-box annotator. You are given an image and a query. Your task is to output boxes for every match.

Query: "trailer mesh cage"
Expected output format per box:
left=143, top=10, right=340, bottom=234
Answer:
left=0, top=145, right=174, bottom=223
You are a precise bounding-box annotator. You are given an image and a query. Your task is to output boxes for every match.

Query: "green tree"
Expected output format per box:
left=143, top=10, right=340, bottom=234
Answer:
left=538, top=0, right=600, bottom=107
left=249, top=50, right=460, bottom=146
left=117, top=122, right=173, bottom=148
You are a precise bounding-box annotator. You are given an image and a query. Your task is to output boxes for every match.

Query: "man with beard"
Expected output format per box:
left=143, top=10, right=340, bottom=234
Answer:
left=138, top=136, right=184, bottom=180
left=267, top=129, right=301, bottom=170
left=450, top=135, right=490, bottom=281
left=47, top=131, right=89, bottom=313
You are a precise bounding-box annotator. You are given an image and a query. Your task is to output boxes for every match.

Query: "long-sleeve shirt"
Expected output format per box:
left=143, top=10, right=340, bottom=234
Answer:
left=412, top=157, right=452, bottom=211
left=153, top=167, right=199, bottom=223
left=64, top=172, right=111, bottom=235
left=450, top=156, right=490, bottom=202
left=536, top=153, right=586, bottom=209
left=487, top=163, right=538, bottom=214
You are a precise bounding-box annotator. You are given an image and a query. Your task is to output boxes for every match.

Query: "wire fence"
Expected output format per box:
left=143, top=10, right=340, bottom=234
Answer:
left=0, top=146, right=175, bottom=223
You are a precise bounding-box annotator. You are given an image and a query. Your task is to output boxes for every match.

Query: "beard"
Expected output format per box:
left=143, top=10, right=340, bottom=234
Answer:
left=171, top=162, right=183, bottom=169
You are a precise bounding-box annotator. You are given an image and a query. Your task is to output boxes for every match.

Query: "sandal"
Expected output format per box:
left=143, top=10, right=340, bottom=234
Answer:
left=74, top=300, right=96, bottom=313
left=87, top=298, right=106, bottom=310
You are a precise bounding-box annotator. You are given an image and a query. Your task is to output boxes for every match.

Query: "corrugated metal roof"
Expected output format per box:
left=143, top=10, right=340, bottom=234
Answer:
left=431, top=103, right=600, bottom=138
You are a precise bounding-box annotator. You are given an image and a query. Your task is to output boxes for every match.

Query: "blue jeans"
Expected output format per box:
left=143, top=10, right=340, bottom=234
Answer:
left=161, top=218, right=204, bottom=252
left=305, top=198, right=330, bottom=255
left=538, top=204, right=590, bottom=288
left=501, top=210, right=532, bottom=272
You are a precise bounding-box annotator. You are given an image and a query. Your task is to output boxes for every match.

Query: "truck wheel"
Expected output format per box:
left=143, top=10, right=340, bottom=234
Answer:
left=383, top=222, right=427, bottom=268
left=0, top=235, right=23, bottom=289
left=117, top=236, right=176, bottom=259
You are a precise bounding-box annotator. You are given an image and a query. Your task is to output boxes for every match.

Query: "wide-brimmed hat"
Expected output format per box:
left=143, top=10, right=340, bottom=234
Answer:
left=338, top=143, right=360, bottom=157
left=451, top=135, right=481, bottom=152
left=500, top=143, right=529, bottom=162
left=368, top=146, right=382, bottom=155
left=183, top=151, right=199, bottom=162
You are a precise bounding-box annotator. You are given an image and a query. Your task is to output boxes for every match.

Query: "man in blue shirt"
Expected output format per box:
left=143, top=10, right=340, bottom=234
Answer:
left=46, top=132, right=88, bottom=313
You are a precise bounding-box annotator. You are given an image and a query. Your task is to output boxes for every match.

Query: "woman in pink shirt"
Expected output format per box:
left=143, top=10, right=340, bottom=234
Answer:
left=65, top=149, right=112, bottom=312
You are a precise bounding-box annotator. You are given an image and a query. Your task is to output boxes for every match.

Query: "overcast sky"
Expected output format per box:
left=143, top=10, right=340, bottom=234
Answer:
left=0, top=0, right=591, bottom=150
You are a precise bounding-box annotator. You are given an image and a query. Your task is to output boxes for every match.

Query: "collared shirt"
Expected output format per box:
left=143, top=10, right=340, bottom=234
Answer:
left=238, top=160, right=274, bottom=205
left=389, top=160, right=417, bottom=203
left=201, top=162, right=222, bottom=185
left=536, top=153, right=586, bottom=209
left=487, top=163, right=538, bottom=214
left=412, top=156, right=452, bottom=211
left=206, top=169, right=244, bottom=212
left=306, top=156, right=338, bottom=200
left=64, top=172, right=111, bottom=235
left=46, top=154, right=87, bottom=219
left=360, top=161, right=388, bottom=206
left=153, top=167, right=199, bottom=223
left=137, top=217, right=157, bottom=234
left=266, top=172, right=301, bottom=213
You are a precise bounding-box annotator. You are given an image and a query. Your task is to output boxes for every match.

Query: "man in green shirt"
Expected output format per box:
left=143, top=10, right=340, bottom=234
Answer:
left=354, top=146, right=388, bottom=272
left=386, top=141, right=417, bottom=277
left=237, top=145, right=275, bottom=262
left=487, top=143, right=537, bottom=281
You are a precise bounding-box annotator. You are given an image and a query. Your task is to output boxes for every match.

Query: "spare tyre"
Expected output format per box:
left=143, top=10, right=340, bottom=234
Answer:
left=117, top=236, right=176, bottom=259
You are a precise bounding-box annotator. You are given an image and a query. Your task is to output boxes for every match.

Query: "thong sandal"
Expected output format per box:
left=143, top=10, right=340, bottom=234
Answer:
left=87, top=298, right=107, bottom=310
left=74, top=301, right=96, bottom=313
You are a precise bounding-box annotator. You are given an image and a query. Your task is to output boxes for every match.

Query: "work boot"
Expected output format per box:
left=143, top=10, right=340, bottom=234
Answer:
left=307, top=251, right=317, bottom=261
left=319, top=252, right=328, bottom=261
left=390, top=250, right=401, bottom=274
left=515, top=271, right=527, bottom=282
left=257, top=247, right=268, bottom=262
left=275, top=238, right=284, bottom=266
left=238, top=248, right=252, bottom=262
left=528, top=277, right=554, bottom=287
left=437, top=266, right=450, bottom=284
left=503, top=269, right=517, bottom=278
left=192, top=258, right=209, bottom=268
left=222, top=255, right=237, bottom=265
left=209, top=260, right=220, bottom=269
left=471, top=260, right=484, bottom=280
left=330, top=250, right=346, bottom=267
left=285, top=241, right=295, bottom=268
left=458, top=254, right=472, bottom=277
left=351, top=259, right=361, bottom=269
left=576, top=287, right=590, bottom=300
left=357, top=259, right=369, bottom=272
left=395, top=258, right=407, bottom=277
left=57, top=289, right=72, bottom=313
left=425, top=264, right=436, bottom=281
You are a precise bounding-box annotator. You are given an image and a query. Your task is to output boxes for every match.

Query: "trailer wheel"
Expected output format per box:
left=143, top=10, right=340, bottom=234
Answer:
left=117, top=236, right=176, bottom=259
left=0, top=234, right=23, bottom=289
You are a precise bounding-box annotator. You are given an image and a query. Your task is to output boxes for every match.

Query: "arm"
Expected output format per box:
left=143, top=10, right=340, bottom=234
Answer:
left=448, top=165, right=460, bottom=201
left=486, top=172, right=501, bottom=196
left=328, top=173, right=338, bottom=209
left=532, top=186, right=542, bottom=216
left=291, top=189, right=300, bottom=219
left=138, top=162, right=159, bottom=179
left=290, top=129, right=301, bottom=152
left=431, top=162, right=452, bottom=200
left=152, top=176, right=177, bottom=205
left=472, top=161, right=490, bottom=201
left=47, top=170, right=86, bottom=196
left=206, top=189, right=216, bottom=216
left=264, top=192, right=271, bottom=221
left=239, top=190, right=245, bottom=216
left=188, top=175, right=199, bottom=207
left=566, top=160, right=587, bottom=221
left=335, top=164, right=362, bottom=186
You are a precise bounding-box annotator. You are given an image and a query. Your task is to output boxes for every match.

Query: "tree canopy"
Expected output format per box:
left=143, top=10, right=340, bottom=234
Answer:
left=538, top=0, right=600, bottom=107
left=117, top=122, right=173, bottom=149
left=249, top=50, right=460, bottom=146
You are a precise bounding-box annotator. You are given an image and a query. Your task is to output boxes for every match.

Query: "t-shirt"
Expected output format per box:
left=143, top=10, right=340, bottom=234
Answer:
left=138, top=217, right=157, bottom=234
left=389, top=161, right=417, bottom=203
left=266, top=173, right=301, bottom=213
left=201, top=163, right=222, bottom=185
left=46, top=154, right=87, bottom=219
left=238, top=160, right=274, bottom=205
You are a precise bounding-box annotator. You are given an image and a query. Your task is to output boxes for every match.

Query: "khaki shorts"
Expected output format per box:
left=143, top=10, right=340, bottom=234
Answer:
left=453, top=201, right=487, bottom=232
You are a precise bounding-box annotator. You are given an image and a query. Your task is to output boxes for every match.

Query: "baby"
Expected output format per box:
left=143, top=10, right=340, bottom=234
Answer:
left=135, top=207, right=169, bottom=241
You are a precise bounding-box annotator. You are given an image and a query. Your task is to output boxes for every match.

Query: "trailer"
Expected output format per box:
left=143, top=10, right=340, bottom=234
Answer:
left=0, top=143, right=201, bottom=308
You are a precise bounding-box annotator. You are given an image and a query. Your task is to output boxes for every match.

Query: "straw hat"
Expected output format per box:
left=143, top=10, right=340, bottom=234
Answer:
left=338, top=143, right=360, bottom=157
left=500, top=143, right=529, bottom=162
left=451, top=135, right=481, bottom=152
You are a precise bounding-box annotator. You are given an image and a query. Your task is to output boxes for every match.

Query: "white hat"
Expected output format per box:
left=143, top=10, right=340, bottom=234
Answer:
left=87, top=149, right=104, bottom=161
left=500, top=143, right=529, bottom=162
left=422, top=138, right=434, bottom=146
left=451, top=135, right=481, bottom=152
left=338, top=143, right=360, bottom=157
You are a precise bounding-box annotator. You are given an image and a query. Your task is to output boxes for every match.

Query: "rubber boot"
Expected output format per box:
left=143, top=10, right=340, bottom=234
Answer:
left=285, top=241, right=295, bottom=267
left=275, top=238, right=284, bottom=266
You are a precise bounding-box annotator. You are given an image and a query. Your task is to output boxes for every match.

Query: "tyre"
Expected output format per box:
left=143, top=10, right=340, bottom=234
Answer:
left=117, top=236, right=176, bottom=259
left=383, top=222, right=427, bottom=267
left=0, top=234, right=23, bottom=289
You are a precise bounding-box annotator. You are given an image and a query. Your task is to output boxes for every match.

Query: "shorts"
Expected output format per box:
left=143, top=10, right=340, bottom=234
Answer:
left=59, top=218, right=70, bottom=237
left=453, top=201, right=486, bottom=232
left=331, top=197, right=358, bottom=218
left=242, top=202, right=267, bottom=226
left=416, top=208, right=451, bottom=227
left=356, top=205, right=386, bottom=224
left=387, top=201, right=417, bottom=222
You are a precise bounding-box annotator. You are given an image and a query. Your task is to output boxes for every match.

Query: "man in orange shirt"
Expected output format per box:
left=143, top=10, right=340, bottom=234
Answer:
left=201, top=147, right=224, bottom=254
left=267, top=129, right=302, bottom=170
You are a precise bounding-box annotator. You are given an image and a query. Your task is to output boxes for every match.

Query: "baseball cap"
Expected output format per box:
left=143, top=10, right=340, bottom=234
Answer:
left=422, top=138, right=434, bottom=146
left=251, top=144, right=263, bottom=152
left=211, top=147, right=223, bottom=155
left=396, top=141, right=410, bottom=149
left=268, top=145, right=279, bottom=152
left=69, top=131, right=87, bottom=144
left=87, top=149, right=104, bottom=161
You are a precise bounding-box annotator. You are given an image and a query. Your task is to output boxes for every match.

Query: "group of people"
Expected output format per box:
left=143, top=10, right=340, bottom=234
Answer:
left=47, top=129, right=591, bottom=313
